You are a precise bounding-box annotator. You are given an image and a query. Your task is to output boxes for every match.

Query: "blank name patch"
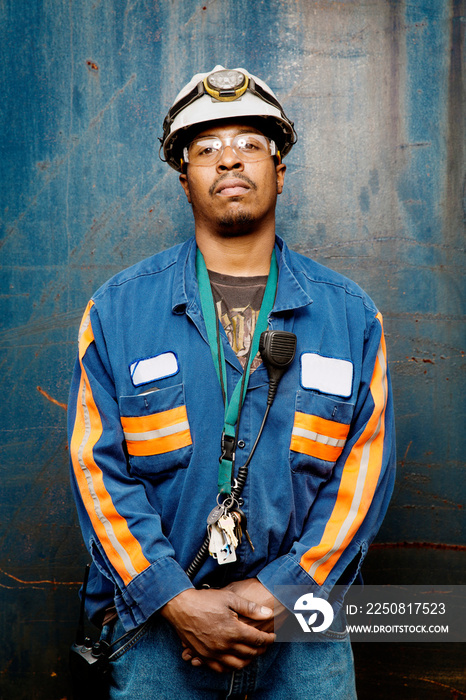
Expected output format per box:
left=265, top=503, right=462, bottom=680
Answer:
left=300, top=353, right=353, bottom=398
left=130, top=352, right=179, bottom=387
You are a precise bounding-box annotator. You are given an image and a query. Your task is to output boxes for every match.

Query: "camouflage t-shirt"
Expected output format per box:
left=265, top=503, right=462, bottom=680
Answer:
left=208, top=270, right=267, bottom=371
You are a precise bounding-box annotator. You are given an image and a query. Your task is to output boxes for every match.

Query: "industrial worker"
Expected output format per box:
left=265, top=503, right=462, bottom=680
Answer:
left=68, top=66, right=396, bottom=699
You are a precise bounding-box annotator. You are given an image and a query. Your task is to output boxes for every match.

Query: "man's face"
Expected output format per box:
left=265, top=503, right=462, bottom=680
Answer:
left=179, top=122, right=286, bottom=237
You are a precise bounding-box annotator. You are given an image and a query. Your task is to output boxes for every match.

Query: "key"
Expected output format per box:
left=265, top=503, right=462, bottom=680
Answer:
left=231, top=508, right=255, bottom=551
left=244, top=530, right=255, bottom=551
left=218, top=513, right=238, bottom=549
left=231, top=511, right=243, bottom=543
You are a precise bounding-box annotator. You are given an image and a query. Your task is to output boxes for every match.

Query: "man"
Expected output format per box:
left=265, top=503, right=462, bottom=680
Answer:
left=68, top=66, right=395, bottom=699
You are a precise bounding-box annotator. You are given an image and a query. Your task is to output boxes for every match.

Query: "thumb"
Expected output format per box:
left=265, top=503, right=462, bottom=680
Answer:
left=229, top=593, right=274, bottom=620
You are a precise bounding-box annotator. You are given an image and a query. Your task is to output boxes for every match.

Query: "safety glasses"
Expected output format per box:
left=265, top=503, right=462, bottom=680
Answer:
left=183, top=132, right=277, bottom=167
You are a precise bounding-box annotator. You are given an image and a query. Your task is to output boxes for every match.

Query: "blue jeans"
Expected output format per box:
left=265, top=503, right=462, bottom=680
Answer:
left=103, top=610, right=357, bottom=700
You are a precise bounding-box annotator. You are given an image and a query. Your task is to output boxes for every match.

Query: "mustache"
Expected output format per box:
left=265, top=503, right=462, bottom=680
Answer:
left=209, top=173, right=257, bottom=196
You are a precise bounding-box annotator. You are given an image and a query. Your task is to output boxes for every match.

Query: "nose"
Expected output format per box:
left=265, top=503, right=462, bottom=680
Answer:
left=216, top=144, right=243, bottom=172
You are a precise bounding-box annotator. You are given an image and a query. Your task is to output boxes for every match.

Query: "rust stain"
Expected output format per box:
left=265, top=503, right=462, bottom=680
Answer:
left=371, top=542, right=466, bottom=552
left=404, top=676, right=466, bottom=697
left=399, top=440, right=412, bottom=468
left=86, top=59, right=99, bottom=71
left=0, top=565, right=80, bottom=588
left=36, top=386, right=67, bottom=411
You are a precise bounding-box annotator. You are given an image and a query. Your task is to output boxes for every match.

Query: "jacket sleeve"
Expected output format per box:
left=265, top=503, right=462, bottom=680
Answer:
left=68, top=300, right=193, bottom=630
left=258, top=311, right=396, bottom=610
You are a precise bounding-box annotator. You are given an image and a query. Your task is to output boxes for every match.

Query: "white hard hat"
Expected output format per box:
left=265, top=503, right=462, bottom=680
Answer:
left=161, top=65, right=297, bottom=171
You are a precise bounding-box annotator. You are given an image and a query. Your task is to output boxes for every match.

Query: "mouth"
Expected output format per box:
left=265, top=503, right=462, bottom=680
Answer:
left=213, top=178, right=252, bottom=197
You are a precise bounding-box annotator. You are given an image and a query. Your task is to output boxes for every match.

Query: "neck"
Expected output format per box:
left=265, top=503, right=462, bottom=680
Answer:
left=195, top=229, right=276, bottom=276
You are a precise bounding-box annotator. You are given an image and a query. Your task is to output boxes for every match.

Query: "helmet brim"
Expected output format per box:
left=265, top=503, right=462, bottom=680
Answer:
left=166, top=115, right=293, bottom=172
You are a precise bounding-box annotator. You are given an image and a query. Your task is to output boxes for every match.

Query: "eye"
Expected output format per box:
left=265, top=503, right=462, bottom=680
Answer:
left=236, top=137, right=259, bottom=152
left=198, top=146, right=216, bottom=156
left=235, top=134, right=268, bottom=154
left=191, top=139, right=221, bottom=159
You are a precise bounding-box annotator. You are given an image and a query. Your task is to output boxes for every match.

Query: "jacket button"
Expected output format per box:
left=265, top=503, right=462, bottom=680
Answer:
left=237, top=440, right=246, bottom=449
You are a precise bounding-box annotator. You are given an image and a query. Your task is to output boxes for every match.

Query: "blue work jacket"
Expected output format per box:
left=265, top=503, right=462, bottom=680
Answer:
left=68, top=235, right=395, bottom=631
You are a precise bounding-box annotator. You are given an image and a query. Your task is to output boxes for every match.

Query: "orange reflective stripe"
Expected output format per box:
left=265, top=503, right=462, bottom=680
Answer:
left=121, top=405, right=188, bottom=434
left=290, top=411, right=350, bottom=462
left=70, top=301, right=151, bottom=586
left=300, top=313, right=388, bottom=584
left=294, top=412, right=351, bottom=441
left=121, top=405, right=192, bottom=456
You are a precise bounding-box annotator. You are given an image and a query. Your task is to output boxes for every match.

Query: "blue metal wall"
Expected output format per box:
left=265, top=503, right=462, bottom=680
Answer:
left=1, top=1, right=464, bottom=697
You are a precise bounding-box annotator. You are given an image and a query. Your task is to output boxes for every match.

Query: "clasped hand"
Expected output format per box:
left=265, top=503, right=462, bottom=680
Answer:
left=160, top=579, right=287, bottom=674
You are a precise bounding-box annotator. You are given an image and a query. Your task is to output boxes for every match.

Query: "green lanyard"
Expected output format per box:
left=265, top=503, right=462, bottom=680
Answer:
left=196, top=247, right=278, bottom=495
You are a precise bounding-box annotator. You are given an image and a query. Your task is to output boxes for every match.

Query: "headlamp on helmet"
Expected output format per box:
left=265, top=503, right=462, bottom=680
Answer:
left=203, top=69, right=249, bottom=101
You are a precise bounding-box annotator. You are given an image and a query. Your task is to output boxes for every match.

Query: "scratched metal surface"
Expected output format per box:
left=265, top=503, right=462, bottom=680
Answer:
left=0, top=1, right=464, bottom=697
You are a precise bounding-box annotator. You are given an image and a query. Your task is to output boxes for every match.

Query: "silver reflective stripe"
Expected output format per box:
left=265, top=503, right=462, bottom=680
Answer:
left=309, top=343, right=387, bottom=579
left=78, top=308, right=91, bottom=344
left=124, top=420, right=190, bottom=442
left=77, top=313, right=139, bottom=581
left=292, top=426, right=346, bottom=448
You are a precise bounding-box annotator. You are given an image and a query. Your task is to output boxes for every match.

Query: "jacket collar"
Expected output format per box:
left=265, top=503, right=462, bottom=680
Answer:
left=172, top=237, right=197, bottom=314
left=171, top=235, right=312, bottom=314
left=273, top=236, right=312, bottom=314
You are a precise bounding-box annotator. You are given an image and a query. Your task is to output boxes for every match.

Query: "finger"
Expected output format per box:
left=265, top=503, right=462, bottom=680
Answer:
left=228, top=593, right=273, bottom=621
left=196, top=653, right=243, bottom=675
left=205, top=659, right=231, bottom=674
left=223, top=641, right=270, bottom=660
left=238, top=615, right=276, bottom=633
left=182, top=648, right=193, bottom=661
left=206, top=654, right=252, bottom=674
left=182, top=647, right=203, bottom=666
left=235, top=623, right=276, bottom=649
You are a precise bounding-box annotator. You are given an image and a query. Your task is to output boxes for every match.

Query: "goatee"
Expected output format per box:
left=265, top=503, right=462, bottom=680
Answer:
left=217, top=211, right=255, bottom=237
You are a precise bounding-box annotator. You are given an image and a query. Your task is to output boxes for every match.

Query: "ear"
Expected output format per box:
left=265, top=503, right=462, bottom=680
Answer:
left=275, top=162, right=286, bottom=195
left=179, top=173, right=191, bottom=203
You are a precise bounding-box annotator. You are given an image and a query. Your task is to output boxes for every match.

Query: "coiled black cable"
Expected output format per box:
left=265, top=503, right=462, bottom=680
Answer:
left=185, top=404, right=270, bottom=580
left=186, top=331, right=296, bottom=581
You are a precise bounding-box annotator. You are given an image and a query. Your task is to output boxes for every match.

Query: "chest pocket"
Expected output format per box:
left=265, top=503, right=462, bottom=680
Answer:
left=119, top=383, right=192, bottom=478
left=290, top=391, right=354, bottom=477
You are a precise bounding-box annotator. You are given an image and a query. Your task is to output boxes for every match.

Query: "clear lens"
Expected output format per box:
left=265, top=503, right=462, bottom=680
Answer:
left=184, top=133, right=276, bottom=166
